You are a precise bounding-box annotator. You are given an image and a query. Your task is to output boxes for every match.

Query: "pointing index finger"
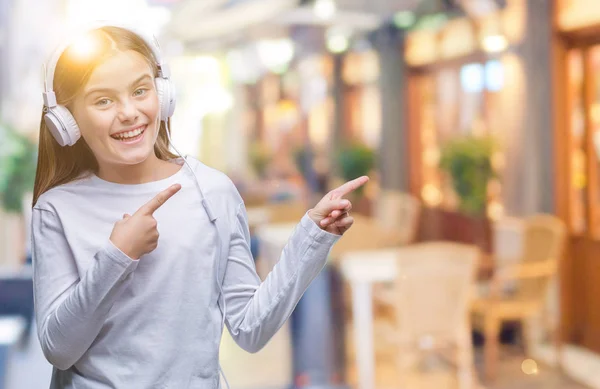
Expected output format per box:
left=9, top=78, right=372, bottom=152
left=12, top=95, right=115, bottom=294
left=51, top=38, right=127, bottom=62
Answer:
left=330, top=176, right=369, bottom=199
left=137, top=183, right=182, bottom=215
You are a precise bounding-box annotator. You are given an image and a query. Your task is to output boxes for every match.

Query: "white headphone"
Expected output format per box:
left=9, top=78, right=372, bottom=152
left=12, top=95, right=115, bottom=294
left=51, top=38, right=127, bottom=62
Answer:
left=42, top=22, right=177, bottom=147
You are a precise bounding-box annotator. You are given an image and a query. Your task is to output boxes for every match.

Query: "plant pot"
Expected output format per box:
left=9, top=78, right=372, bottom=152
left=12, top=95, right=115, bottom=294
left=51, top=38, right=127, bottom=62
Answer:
left=417, top=207, right=492, bottom=254
left=352, top=194, right=372, bottom=217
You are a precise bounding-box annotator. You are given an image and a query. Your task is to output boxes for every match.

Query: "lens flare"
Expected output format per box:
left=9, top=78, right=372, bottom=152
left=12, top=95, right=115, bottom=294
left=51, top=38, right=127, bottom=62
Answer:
left=68, top=34, right=99, bottom=60
left=521, top=359, right=538, bottom=375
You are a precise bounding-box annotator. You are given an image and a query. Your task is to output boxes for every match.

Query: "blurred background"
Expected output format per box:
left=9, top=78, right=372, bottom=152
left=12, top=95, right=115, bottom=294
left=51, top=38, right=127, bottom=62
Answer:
left=1, top=0, right=600, bottom=388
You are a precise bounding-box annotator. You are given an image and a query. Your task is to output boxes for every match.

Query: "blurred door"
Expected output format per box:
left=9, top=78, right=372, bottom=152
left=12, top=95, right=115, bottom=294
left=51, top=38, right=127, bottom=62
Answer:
left=559, top=43, right=600, bottom=354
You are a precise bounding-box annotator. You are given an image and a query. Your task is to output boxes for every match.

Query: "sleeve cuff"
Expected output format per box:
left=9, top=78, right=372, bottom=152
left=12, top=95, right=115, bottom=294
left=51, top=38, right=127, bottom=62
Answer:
left=101, top=240, right=139, bottom=273
left=299, top=211, right=342, bottom=245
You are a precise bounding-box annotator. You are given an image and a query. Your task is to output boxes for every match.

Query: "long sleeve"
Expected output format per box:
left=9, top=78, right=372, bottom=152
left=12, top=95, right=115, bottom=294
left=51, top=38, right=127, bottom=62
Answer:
left=32, top=208, right=139, bottom=370
left=223, top=202, right=341, bottom=353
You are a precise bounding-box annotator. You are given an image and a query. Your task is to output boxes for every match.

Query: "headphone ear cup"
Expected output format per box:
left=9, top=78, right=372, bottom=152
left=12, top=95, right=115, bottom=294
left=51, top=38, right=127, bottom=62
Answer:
left=155, top=77, right=176, bottom=121
left=44, top=105, right=81, bottom=146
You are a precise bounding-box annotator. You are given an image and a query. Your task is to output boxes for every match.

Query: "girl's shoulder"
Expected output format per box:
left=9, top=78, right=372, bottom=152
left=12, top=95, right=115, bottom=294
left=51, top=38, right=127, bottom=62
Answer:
left=33, top=172, right=95, bottom=213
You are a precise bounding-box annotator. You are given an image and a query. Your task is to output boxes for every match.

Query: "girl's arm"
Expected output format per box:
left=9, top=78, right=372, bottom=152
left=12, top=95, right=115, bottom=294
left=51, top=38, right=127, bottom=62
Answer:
left=32, top=208, right=139, bottom=370
left=222, top=202, right=340, bottom=353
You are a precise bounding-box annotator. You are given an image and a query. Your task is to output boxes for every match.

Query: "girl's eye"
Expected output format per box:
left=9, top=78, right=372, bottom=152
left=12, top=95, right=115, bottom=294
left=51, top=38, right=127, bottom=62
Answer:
left=95, top=98, right=111, bottom=107
left=134, top=88, right=147, bottom=97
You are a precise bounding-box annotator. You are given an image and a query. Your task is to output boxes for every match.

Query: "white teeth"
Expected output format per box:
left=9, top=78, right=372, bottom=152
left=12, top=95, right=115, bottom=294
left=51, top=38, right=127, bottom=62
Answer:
left=114, top=126, right=144, bottom=140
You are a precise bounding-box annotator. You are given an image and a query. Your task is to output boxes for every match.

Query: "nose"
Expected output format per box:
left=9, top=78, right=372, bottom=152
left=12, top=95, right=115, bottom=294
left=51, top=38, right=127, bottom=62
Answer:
left=116, top=97, right=139, bottom=123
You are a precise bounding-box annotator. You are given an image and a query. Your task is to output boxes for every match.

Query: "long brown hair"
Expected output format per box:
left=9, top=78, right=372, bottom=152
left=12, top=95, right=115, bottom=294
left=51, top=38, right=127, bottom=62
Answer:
left=33, top=26, right=177, bottom=206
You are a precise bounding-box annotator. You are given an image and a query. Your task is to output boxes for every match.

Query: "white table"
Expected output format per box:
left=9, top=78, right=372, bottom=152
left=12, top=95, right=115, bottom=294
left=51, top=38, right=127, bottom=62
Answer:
left=257, top=223, right=402, bottom=389
left=0, top=316, right=26, bottom=346
left=255, top=223, right=297, bottom=271
left=0, top=316, right=27, bottom=388
left=339, top=249, right=400, bottom=389
left=246, top=207, right=271, bottom=230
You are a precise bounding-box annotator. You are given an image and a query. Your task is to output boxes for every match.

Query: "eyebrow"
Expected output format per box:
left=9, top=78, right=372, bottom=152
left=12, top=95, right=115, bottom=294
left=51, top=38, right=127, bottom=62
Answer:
left=84, top=74, right=153, bottom=99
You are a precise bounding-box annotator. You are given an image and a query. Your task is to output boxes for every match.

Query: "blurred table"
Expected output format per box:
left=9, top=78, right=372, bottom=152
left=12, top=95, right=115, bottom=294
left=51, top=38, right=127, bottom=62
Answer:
left=339, top=250, right=397, bottom=389
left=0, top=316, right=26, bottom=389
left=255, top=223, right=298, bottom=274
left=0, top=268, right=34, bottom=389
left=246, top=207, right=271, bottom=232
left=339, top=249, right=494, bottom=389
left=254, top=216, right=405, bottom=389
left=0, top=266, right=34, bottom=344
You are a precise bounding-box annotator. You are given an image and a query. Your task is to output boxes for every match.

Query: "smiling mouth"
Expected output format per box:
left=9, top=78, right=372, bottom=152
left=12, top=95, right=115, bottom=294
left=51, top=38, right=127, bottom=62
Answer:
left=111, top=125, right=147, bottom=142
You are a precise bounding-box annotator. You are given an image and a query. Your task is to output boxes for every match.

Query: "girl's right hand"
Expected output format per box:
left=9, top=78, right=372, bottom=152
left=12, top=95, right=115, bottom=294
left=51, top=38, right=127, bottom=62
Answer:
left=109, top=184, right=181, bottom=260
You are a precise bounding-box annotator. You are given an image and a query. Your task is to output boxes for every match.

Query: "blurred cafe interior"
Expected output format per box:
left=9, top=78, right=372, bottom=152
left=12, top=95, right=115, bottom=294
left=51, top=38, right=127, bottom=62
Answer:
left=4, top=0, right=600, bottom=388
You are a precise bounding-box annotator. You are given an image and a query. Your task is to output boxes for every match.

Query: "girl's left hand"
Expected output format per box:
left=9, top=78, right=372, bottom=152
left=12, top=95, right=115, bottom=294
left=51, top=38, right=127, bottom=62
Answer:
left=308, top=176, right=369, bottom=235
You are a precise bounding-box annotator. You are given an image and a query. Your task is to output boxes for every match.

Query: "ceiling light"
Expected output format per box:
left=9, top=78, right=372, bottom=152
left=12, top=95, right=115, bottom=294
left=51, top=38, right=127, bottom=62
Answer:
left=326, top=26, right=351, bottom=54
left=257, top=39, right=295, bottom=72
left=314, top=0, right=336, bottom=20
left=327, top=35, right=349, bottom=53
left=482, top=34, right=508, bottom=53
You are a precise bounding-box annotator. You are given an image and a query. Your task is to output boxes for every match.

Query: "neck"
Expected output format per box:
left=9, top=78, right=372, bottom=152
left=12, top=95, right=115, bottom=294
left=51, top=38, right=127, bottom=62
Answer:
left=97, top=153, right=174, bottom=184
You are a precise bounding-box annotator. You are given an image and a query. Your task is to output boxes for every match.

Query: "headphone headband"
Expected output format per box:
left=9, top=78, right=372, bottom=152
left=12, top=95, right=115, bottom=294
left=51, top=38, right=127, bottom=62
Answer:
left=43, top=21, right=169, bottom=98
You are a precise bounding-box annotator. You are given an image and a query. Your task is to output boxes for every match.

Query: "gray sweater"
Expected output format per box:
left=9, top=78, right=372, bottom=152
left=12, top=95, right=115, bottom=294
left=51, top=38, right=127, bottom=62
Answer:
left=32, top=157, right=340, bottom=388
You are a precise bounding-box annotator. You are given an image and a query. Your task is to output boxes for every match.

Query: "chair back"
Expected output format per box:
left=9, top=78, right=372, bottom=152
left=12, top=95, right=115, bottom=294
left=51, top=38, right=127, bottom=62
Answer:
left=392, top=242, right=479, bottom=347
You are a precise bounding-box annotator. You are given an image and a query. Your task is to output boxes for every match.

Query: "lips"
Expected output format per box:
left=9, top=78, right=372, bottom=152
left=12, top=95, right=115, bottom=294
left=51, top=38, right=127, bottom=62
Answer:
left=111, top=125, right=146, bottom=141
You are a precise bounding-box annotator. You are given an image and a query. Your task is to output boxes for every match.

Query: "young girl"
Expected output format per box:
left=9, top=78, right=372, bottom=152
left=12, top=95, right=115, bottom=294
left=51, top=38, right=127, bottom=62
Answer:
left=32, top=22, right=367, bottom=388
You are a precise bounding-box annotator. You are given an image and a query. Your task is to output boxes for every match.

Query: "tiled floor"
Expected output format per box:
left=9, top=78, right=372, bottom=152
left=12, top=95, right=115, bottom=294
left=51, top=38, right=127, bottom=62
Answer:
left=477, top=348, right=585, bottom=389
left=344, top=346, right=587, bottom=389
left=4, top=330, right=52, bottom=389
left=484, top=359, right=583, bottom=389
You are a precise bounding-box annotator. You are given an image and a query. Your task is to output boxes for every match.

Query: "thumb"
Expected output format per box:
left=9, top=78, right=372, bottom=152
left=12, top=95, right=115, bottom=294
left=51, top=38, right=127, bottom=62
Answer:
left=123, top=213, right=131, bottom=220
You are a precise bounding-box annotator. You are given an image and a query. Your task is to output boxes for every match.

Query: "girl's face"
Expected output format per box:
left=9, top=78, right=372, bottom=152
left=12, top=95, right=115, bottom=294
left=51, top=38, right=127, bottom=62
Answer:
left=71, top=50, right=160, bottom=169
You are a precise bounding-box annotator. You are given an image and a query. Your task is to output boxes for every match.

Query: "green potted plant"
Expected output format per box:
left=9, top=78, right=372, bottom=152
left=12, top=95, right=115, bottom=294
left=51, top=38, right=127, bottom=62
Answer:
left=248, top=142, right=272, bottom=179
left=439, top=135, right=497, bottom=216
left=0, top=124, right=37, bottom=214
left=336, top=143, right=375, bottom=216
left=337, top=143, right=375, bottom=194
left=0, top=123, right=37, bottom=267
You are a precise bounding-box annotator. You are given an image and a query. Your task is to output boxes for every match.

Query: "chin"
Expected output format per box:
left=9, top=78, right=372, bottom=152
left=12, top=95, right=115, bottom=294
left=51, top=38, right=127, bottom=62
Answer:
left=118, top=151, right=154, bottom=166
